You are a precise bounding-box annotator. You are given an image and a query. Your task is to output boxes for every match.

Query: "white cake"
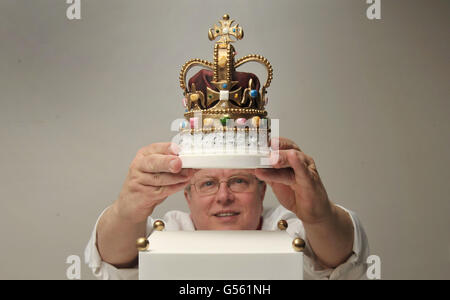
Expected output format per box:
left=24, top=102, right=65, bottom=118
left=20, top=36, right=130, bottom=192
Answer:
left=177, top=116, right=273, bottom=168
left=138, top=231, right=303, bottom=280
left=176, top=14, right=274, bottom=169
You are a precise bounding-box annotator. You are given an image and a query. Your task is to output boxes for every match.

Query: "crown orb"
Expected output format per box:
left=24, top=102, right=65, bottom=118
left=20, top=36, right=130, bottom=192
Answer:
left=136, top=237, right=149, bottom=251
left=277, top=219, right=288, bottom=230
left=223, top=14, right=230, bottom=20
left=153, top=220, right=165, bottom=231
left=292, top=237, right=306, bottom=252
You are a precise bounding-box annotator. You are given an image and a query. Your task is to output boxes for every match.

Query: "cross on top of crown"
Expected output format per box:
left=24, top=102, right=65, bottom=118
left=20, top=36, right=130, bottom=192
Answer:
left=208, top=14, right=244, bottom=44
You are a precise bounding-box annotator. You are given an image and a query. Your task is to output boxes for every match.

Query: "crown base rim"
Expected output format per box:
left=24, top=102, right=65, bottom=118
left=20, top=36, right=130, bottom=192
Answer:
left=180, top=153, right=273, bottom=169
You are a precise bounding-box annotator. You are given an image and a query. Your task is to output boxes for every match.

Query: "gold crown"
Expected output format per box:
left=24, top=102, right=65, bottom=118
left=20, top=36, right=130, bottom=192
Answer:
left=179, top=14, right=273, bottom=126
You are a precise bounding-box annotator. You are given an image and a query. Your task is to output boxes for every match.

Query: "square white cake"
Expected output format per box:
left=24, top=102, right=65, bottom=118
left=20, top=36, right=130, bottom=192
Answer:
left=138, top=231, right=303, bottom=280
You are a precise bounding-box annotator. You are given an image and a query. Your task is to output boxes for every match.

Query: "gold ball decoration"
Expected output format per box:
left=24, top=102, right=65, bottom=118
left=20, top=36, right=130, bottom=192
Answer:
left=251, top=116, right=260, bottom=127
left=153, top=220, right=165, bottom=231
left=203, top=118, right=214, bottom=127
left=277, top=219, right=288, bottom=230
left=190, top=94, right=199, bottom=101
left=292, top=237, right=306, bottom=252
left=208, top=30, right=214, bottom=41
left=223, top=14, right=230, bottom=20
left=136, top=237, right=149, bottom=251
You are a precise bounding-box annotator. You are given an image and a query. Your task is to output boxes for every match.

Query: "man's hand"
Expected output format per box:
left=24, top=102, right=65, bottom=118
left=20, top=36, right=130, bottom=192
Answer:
left=255, top=137, right=333, bottom=225
left=112, top=142, right=196, bottom=224
left=97, top=142, right=196, bottom=267
left=255, top=137, right=354, bottom=268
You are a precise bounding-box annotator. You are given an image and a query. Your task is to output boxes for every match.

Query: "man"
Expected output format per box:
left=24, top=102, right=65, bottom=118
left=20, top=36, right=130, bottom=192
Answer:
left=85, top=137, right=369, bottom=279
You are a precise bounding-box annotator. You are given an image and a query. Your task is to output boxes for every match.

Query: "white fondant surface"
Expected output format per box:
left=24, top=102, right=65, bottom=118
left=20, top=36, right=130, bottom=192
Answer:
left=139, top=231, right=303, bottom=280
left=146, top=231, right=293, bottom=253
left=180, top=153, right=273, bottom=169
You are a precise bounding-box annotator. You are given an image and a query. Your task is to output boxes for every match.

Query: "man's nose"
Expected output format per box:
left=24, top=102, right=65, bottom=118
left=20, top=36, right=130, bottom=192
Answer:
left=215, top=182, right=234, bottom=204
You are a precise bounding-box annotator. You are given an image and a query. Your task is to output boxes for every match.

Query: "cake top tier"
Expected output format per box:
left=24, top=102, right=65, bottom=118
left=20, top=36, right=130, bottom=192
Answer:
left=179, top=14, right=273, bottom=120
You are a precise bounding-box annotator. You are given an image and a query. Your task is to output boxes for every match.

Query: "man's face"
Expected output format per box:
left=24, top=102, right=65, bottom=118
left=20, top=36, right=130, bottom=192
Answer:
left=184, top=169, right=266, bottom=230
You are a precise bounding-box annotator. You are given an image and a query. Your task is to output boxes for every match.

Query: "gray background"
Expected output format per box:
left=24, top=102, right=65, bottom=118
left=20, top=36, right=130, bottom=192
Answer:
left=0, top=0, right=449, bottom=279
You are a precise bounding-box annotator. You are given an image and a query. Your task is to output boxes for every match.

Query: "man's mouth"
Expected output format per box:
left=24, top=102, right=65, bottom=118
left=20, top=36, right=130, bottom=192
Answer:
left=214, top=211, right=240, bottom=217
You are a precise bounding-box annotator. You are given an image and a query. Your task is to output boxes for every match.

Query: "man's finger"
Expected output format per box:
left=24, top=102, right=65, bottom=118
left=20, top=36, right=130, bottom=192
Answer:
left=270, top=149, right=311, bottom=178
left=139, top=142, right=180, bottom=156
left=138, top=154, right=182, bottom=173
left=143, top=181, right=190, bottom=199
left=137, top=171, right=193, bottom=187
left=255, top=168, right=296, bottom=185
left=270, top=137, right=302, bottom=151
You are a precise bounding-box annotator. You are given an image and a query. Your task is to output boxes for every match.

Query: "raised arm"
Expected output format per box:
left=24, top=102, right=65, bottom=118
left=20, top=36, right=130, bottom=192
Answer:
left=96, top=142, right=195, bottom=267
left=255, top=137, right=354, bottom=268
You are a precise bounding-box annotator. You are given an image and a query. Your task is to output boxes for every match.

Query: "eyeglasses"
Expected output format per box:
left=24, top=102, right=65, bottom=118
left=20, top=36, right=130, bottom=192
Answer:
left=190, top=174, right=259, bottom=196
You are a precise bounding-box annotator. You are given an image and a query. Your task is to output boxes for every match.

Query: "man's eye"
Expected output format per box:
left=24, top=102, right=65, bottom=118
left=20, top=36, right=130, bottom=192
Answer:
left=201, top=181, right=215, bottom=188
left=232, top=178, right=248, bottom=184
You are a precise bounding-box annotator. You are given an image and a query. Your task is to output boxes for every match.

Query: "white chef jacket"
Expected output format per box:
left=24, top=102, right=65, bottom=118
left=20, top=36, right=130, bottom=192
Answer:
left=85, top=204, right=369, bottom=280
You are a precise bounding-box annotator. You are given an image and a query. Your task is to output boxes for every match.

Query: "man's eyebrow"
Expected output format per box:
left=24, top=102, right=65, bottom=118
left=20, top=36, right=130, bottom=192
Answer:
left=194, top=175, right=218, bottom=181
left=196, top=173, right=251, bottom=180
left=228, top=172, right=254, bottom=177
